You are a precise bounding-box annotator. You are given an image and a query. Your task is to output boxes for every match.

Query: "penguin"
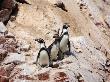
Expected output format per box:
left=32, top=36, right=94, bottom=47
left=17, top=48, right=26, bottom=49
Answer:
left=35, top=38, right=50, bottom=67
left=58, top=23, right=70, bottom=60
left=47, top=33, right=60, bottom=62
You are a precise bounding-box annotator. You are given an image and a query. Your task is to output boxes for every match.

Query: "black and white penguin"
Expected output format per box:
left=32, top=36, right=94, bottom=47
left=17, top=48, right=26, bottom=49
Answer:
left=35, top=38, right=50, bottom=67
left=47, top=33, right=60, bottom=62
left=58, top=23, right=70, bottom=60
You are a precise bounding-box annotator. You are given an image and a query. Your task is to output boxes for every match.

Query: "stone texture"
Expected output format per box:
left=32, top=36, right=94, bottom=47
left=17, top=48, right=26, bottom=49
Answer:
left=2, top=53, right=25, bottom=65
left=0, top=0, right=110, bottom=82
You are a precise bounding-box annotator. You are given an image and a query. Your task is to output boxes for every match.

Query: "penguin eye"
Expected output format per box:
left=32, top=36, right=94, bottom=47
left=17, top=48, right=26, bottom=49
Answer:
left=35, top=39, right=39, bottom=41
left=63, top=23, right=70, bottom=28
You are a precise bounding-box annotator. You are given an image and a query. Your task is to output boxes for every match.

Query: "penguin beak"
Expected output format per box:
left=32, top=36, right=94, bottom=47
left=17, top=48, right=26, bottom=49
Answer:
left=34, top=39, right=39, bottom=42
left=34, top=39, right=37, bottom=41
left=53, top=36, right=56, bottom=38
left=68, top=25, right=70, bottom=27
left=53, top=34, right=59, bottom=38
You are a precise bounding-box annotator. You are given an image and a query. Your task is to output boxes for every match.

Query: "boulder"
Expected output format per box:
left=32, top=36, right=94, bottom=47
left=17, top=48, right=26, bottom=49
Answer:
left=2, top=53, right=25, bottom=65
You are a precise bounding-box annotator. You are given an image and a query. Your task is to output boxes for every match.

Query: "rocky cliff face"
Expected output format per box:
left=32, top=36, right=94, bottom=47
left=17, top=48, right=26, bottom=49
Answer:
left=0, top=0, right=110, bottom=82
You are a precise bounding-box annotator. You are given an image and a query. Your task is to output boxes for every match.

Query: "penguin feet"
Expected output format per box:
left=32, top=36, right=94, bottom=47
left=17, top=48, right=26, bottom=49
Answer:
left=41, top=64, right=48, bottom=68
left=63, top=51, right=72, bottom=56
left=49, top=61, right=53, bottom=67
left=57, top=54, right=64, bottom=60
left=57, top=50, right=64, bottom=60
left=51, top=63, right=59, bottom=68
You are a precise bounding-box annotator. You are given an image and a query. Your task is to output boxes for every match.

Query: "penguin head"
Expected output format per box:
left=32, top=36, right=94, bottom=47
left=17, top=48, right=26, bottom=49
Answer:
left=35, top=38, right=46, bottom=48
left=53, top=34, right=60, bottom=41
left=63, top=23, right=70, bottom=29
left=35, top=38, right=45, bottom=44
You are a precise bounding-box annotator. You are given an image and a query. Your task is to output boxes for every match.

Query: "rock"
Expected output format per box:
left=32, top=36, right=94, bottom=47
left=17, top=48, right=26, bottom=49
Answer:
left=2, top=0, right=110, bottom=82
left=0, top=9, right=12, bottom=23
left=104, top=15, right=110, bottom=28
left=3, top=38, right=17, bottom=52
left=0, top=63, right=15, bottom=82
left=0, top=49, right=8, bottom=62
left=105, top=58, right=110, bottom=67
left=0, top=36, right=6, bottom=44
left=20, top=44, right=30, bottom=52
left=54, top=72, right=69, bottom=82
left=19, top=41, right=31, bottom=52
left=9, top=63, right=37, bottom=81
left=5, top=32, right=15, bottom=38
left=16, top=0, right=30, bottom=4
left=52, top=63, right=59, bottom=68
left=0, top=76, right=9, bottom=82
left=0, top=0, right=15, bottom=10
left=0, top=22, right=7, bottom=33
left=2, top=53, right=25, bottom=65
left=54, top=1, right=68, bottom=12
left=0, top=44, right=3, bottom=48
left=0, top=0, right=18, bottom=23
left=38, top=72, right=49, bottom=80
left=104, top=0, right=110, bottom=5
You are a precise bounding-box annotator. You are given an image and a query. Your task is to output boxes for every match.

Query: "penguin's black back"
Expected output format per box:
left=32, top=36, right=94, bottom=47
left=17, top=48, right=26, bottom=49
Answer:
left=47, top=39, right=60, bottom=54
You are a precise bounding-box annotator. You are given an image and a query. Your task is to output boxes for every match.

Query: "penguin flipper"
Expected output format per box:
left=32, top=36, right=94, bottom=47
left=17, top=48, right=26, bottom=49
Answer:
left=36, top=52, right=40, bottom=66
left=68, top=40, right=71, bottom=52
left=46, top=49, right=52, bottom=67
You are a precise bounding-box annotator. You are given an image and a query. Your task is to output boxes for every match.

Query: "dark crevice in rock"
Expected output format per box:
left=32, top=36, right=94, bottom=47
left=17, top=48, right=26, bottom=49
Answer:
left=100, top=63, right=110, bottom=73
left=4, top=3, right=19, bottom=25
left=102, top=0, right=110, bottom=5
left=105, top=58, right=110, bottom=67
left=76, top=73, right=84, bottom=82
left=0, top=0, right=31, bottom=25
left=0, top=0, right=16, bottom=25
left=103, top=0, right=106, bottom=2
left=102, top=78, right=106, bottom=82
left=11, top=4, right=19, bottom=17
left=54, top=1, right=68, bottom=12
left=104, top=20, right=110, bottom=28
left=16, top=0, right=31, bottom=5
left=9, top=4, right=19, bottom=22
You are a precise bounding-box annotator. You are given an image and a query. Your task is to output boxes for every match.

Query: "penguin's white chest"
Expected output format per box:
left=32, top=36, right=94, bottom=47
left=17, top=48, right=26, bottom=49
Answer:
left=51, top=43, right=59, bottom=60
left=39, top=50, right=49, bottom=66
left=60, top=35, right=69, bottom=52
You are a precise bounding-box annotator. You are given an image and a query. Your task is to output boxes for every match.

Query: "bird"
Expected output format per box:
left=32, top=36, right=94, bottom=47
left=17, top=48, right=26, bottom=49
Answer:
left=47, top=33, right=60, bottom=62
left=58, top=23, right=71, bottom=60
left=35, top=38, right=51, bottom=67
